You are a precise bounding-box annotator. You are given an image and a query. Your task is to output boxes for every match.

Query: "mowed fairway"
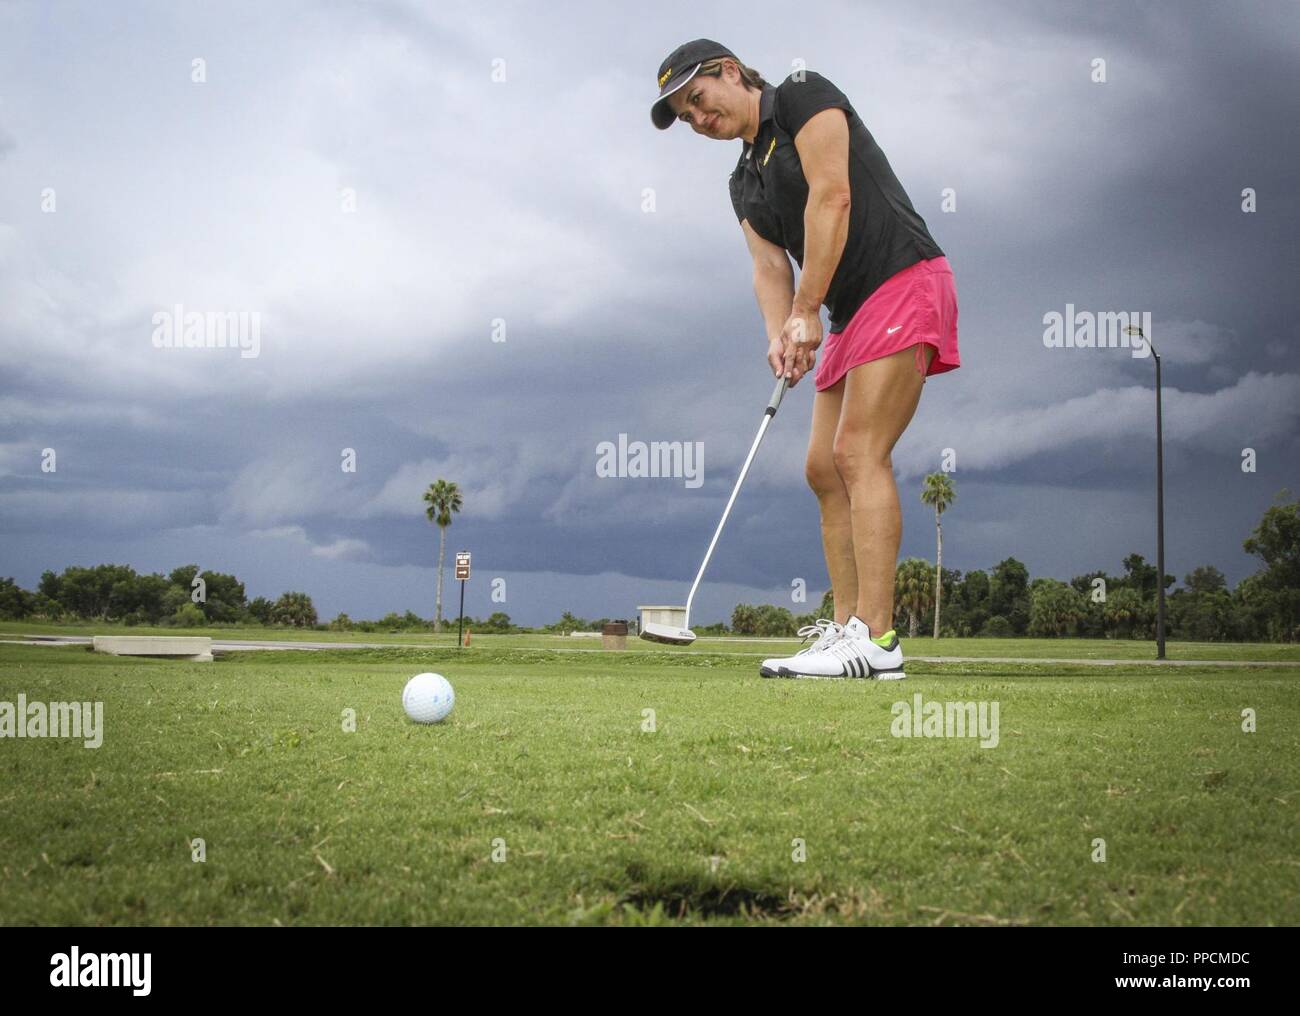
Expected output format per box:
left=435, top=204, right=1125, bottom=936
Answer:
left=1, top=641, right=1297, bottom=926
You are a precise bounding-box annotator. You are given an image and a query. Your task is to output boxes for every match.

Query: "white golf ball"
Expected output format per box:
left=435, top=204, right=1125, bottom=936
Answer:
left=402, top=672, right=455, bottom=724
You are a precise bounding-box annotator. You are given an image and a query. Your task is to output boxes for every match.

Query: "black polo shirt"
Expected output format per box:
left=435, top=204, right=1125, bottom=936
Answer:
left=729, top=72, right=944, bottom=333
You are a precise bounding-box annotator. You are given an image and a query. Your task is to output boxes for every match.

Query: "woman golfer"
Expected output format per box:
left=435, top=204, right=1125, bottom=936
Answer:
left=652, top=40, right=959, bottom=680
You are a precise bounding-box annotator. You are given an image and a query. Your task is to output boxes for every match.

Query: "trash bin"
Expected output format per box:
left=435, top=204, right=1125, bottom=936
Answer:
left=602, top=620, right=629, bottom=651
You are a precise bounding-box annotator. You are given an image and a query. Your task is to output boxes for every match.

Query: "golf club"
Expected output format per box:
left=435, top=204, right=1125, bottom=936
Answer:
left=640, top=374, right=789, bottom=645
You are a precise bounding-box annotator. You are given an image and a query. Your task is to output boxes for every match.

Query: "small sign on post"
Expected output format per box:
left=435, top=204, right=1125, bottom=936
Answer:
left=455, top=552, right=471, bottom=646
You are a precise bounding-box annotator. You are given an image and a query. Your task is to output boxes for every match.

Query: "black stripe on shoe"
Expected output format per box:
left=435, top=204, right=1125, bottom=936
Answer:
left=836, top=644, right=867, bottom=679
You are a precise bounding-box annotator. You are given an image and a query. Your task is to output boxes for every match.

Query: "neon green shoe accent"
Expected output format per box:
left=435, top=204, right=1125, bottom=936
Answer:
left=871, top=629, right=897, bottom=648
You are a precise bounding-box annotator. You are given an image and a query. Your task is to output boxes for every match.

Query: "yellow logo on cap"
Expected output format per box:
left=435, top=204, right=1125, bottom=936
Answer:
left=761, top=137, right=776, bottom=166
left=658, top=67, right=673, bottom=88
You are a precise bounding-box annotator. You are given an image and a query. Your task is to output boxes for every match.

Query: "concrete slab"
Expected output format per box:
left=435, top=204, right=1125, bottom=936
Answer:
left=92, top=635, right=214, bottom=662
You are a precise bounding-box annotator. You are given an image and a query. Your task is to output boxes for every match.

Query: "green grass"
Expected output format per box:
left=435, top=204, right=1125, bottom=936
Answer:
left=1, top=642, right=1296, bottom=926
left=4, top=620, right=1298, bottom=662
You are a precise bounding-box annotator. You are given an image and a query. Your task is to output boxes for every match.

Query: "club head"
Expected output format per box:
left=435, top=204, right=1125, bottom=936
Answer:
left=639, top=622, right=696, bottom=646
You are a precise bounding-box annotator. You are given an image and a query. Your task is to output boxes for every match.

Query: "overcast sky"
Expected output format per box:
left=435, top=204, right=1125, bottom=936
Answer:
left=2, top=0, right=1297, bottom=626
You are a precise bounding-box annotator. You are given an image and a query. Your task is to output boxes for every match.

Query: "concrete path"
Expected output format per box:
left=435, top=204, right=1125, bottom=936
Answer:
left=2, top=634, right=1295, bottom=668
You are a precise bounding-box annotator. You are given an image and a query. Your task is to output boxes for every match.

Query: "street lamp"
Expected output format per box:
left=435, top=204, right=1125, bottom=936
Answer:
left=1124, top=324, right=1167, bottom=660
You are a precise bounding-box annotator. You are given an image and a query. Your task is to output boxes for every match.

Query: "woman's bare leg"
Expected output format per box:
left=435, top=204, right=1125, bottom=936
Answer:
left=832, top=344, right=935, bottom=633
left=805, top=377, right=856, bottom=624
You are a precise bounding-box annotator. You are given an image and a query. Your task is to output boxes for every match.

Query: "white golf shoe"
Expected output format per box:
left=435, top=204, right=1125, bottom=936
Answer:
left=759, top=619, right=845, bottom=679
left=760, top=616, right=906, bottom=680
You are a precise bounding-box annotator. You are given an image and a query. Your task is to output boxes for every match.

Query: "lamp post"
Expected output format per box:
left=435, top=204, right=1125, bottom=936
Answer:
left=1123, top=325, right=1166, bottom=660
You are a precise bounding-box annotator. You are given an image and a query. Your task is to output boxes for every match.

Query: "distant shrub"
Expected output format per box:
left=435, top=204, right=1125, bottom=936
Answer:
left=170, top=603, right=207, bottom=627
left=982, top=615, right=1013, bottom=637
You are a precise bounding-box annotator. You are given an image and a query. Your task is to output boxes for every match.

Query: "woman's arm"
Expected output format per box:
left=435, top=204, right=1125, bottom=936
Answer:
left=777, top=108, right=851, bottom=384
left=791, top=108, right=851, bottom=317
left=741, top=219, right=796, bottom=368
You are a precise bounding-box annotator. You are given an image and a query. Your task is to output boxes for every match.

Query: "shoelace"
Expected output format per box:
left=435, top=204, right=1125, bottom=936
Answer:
left=793, top=619, right=844, bottom=656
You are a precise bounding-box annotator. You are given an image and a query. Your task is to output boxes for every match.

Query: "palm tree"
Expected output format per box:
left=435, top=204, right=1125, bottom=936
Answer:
left=894, top=558, right=934, bottom=638
left=920, top=473, right=956, bottom=639
left=422, top=479, right=463, bottom=632
left=271, top=591, right=317, bottom=628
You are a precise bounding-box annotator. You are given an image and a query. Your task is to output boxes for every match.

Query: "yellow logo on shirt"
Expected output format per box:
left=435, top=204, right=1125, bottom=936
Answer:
left=659, top=68, right=672, bottom=87
left=761, top=137, right=776, bottom=166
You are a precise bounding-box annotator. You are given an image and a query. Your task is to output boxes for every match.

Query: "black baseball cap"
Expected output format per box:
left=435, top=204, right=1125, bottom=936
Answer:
left=650, top=39, right=738, bottom=129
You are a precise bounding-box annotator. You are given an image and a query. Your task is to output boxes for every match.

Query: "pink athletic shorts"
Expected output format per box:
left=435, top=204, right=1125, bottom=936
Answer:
left=814, top=255, right=960, bottom=391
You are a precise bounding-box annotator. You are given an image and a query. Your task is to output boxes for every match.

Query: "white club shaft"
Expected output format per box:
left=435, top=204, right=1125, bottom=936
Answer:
left=683, top=377, right=787, bottom=625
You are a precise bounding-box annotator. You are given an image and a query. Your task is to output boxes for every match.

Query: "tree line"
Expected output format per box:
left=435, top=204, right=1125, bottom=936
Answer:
left=733, top=490, right=1298, bottom=642
left=0, top=566, right=571, bottom=636
left=2, top=494, right=1294, bottom=642
left=0, top=564, right=321, bottom=628
left=730, top=551, right=1292, bottom=641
